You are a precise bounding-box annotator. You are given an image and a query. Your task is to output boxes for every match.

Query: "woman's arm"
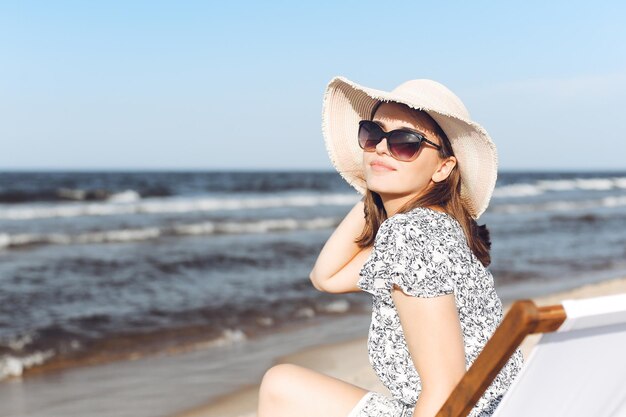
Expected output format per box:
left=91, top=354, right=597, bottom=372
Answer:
left=309, top=200, right=372, bottom=294
left=391, top=288, right=466, bottom=417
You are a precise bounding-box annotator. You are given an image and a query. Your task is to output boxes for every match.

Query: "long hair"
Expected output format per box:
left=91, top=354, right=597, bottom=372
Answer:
left=354, top=102, right=493, bottom=267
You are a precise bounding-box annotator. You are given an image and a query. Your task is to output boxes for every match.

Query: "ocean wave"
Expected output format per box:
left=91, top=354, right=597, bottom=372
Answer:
left=0, top=188, right=145, bottom=204
left=0, top=295, right=358, bottom=381
left=493, top=176, right=626, bottom=198
left=0, top=350, right=55, bottom=380
left=0, top=216, right=340, bottom=249
left=316, top=299, right=350, bottom=314
left=2, top=195, right=625, bottom=249
left=0, top=193, right=359, bottom=221
left=56, top=188, right=142, bottom=203
left=0, top=328, right=246, bottom=381
left=3, top=176, right=624, bottom=222
left=491, top=195, right=626, bottom=214
left=194, top=328, right=248, bottom=348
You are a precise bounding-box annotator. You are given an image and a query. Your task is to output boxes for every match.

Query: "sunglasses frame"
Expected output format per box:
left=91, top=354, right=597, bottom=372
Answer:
left=358, top=120, right=442, bottom=162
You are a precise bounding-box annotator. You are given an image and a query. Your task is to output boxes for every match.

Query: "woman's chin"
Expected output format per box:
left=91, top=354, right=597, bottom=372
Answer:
left=365, top=181, right=398, bottom=196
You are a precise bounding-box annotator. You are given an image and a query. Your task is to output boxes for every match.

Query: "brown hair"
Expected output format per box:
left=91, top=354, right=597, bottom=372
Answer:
left=354, top=101, right=493, bottom=267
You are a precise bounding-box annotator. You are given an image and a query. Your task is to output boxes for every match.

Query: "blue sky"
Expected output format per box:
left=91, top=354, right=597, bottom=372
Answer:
left=1, top=1, right=625, bottom=171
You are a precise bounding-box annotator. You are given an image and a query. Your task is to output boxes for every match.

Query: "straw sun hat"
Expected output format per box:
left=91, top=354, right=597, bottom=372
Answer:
left=321, top=75, right=498, bottom=220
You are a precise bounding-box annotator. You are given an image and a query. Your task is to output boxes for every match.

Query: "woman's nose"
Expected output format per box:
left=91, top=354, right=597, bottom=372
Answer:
left=375, top=137, right=389, bottom=155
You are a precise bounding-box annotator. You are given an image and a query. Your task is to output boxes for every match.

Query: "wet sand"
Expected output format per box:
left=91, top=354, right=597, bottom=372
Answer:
left=171, top=275, right=626, bottom=417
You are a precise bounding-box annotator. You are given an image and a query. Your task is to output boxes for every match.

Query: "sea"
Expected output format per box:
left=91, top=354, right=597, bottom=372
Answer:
left=1, top=169, right=625, bottom=417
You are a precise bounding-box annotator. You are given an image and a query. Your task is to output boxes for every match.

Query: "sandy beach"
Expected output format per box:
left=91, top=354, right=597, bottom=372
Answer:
left=172, top=275, right=626, bottom=417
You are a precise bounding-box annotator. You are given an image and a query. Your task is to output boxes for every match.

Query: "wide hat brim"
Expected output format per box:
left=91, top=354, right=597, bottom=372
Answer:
left=321, top=75, right=498, bottom=220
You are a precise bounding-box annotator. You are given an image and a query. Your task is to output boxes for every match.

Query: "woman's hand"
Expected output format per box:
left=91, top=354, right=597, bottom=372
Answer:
left=309, top=200, right=372, bottom=293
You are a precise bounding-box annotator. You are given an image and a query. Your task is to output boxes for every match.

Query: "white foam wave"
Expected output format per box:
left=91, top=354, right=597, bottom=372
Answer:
left=56, top=188, right=141, bottom=202
left=318, top=300, right=350, bottom=314
left=193, top=329, right=247, bottom=350
left=0, top=350, right=55, bottom=380
left=173, top=217, right=337, bottom=236
left=492, top=195, right=626, bottom=214
left=493, top=184, right=544, bottom=198
left=0, top=216, right=340, bottom=249
left=294, top=307, right=316, bottom=319
left=6, top=333, right=34, bottom=351
left=493, top=176, right=626, bottom=198
left=108, top=190, right=142, bottom=203
left=0, top=193, right=359, bottom=221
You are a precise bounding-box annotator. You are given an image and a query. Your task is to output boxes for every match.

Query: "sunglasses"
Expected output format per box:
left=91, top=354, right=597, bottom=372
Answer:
left=358, top=120, right=442, bottom=162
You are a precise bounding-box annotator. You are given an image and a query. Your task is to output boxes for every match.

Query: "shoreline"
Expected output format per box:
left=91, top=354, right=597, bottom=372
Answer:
left=2, top=309, right=357, bottom=381
left=171, top=274, right=626, bottom=417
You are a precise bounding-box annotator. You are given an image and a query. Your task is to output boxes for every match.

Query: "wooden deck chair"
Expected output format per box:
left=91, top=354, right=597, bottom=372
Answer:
left=436, top=292, right=626, bottom=417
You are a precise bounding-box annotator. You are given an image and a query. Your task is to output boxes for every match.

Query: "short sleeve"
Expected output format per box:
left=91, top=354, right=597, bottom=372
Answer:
left=358, top=214, right=455, bottom=298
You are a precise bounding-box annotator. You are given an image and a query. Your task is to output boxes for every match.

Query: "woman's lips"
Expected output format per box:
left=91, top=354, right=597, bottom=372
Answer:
left=370, top=160, right=396, bottom=172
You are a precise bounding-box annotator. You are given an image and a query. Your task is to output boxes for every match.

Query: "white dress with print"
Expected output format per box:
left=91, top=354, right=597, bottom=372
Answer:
left=354, top=207, right=524, bottom=417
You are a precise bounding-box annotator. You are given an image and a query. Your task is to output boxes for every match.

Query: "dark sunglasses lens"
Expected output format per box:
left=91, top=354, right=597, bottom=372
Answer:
left=388, top=132, right=421, bottom=161
left=358, top=121, right=381, bottom=151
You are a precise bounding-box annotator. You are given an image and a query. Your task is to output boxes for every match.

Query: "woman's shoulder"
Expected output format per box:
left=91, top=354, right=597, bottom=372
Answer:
left=360, top=207, right=466, bottom=298
left=380, top=206, right=460, bottom=236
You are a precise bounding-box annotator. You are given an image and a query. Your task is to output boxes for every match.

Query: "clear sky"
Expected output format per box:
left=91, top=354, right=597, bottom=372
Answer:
left=1, top=1, right=625, bottom=171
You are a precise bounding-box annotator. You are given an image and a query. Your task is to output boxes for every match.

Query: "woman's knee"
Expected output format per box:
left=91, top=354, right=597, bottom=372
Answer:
left=259, top=363, right=370, bottom=417
left=260, top=363, right=301, bottom=400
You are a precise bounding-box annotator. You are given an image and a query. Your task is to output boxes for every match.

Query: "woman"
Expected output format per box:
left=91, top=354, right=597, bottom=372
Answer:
left=257, top=76, right=524, bottom=417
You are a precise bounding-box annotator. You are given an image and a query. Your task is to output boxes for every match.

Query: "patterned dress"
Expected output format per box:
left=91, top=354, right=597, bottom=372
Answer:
left=351, top=206, right=524, bottom=417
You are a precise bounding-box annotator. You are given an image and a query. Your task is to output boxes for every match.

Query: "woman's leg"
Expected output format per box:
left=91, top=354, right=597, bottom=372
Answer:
left=257, top=363, right=370, bottom=417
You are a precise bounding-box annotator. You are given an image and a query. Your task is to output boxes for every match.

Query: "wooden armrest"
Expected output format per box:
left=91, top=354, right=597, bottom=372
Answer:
left=435, top=299, right=567, bottom=417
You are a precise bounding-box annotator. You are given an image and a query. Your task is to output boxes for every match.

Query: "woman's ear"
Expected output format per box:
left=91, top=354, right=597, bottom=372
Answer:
left=432, top=156, right=457, bottom=183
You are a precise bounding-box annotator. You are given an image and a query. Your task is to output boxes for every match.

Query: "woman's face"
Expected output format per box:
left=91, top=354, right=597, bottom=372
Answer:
left=362, top=102, right=455, bottom=201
